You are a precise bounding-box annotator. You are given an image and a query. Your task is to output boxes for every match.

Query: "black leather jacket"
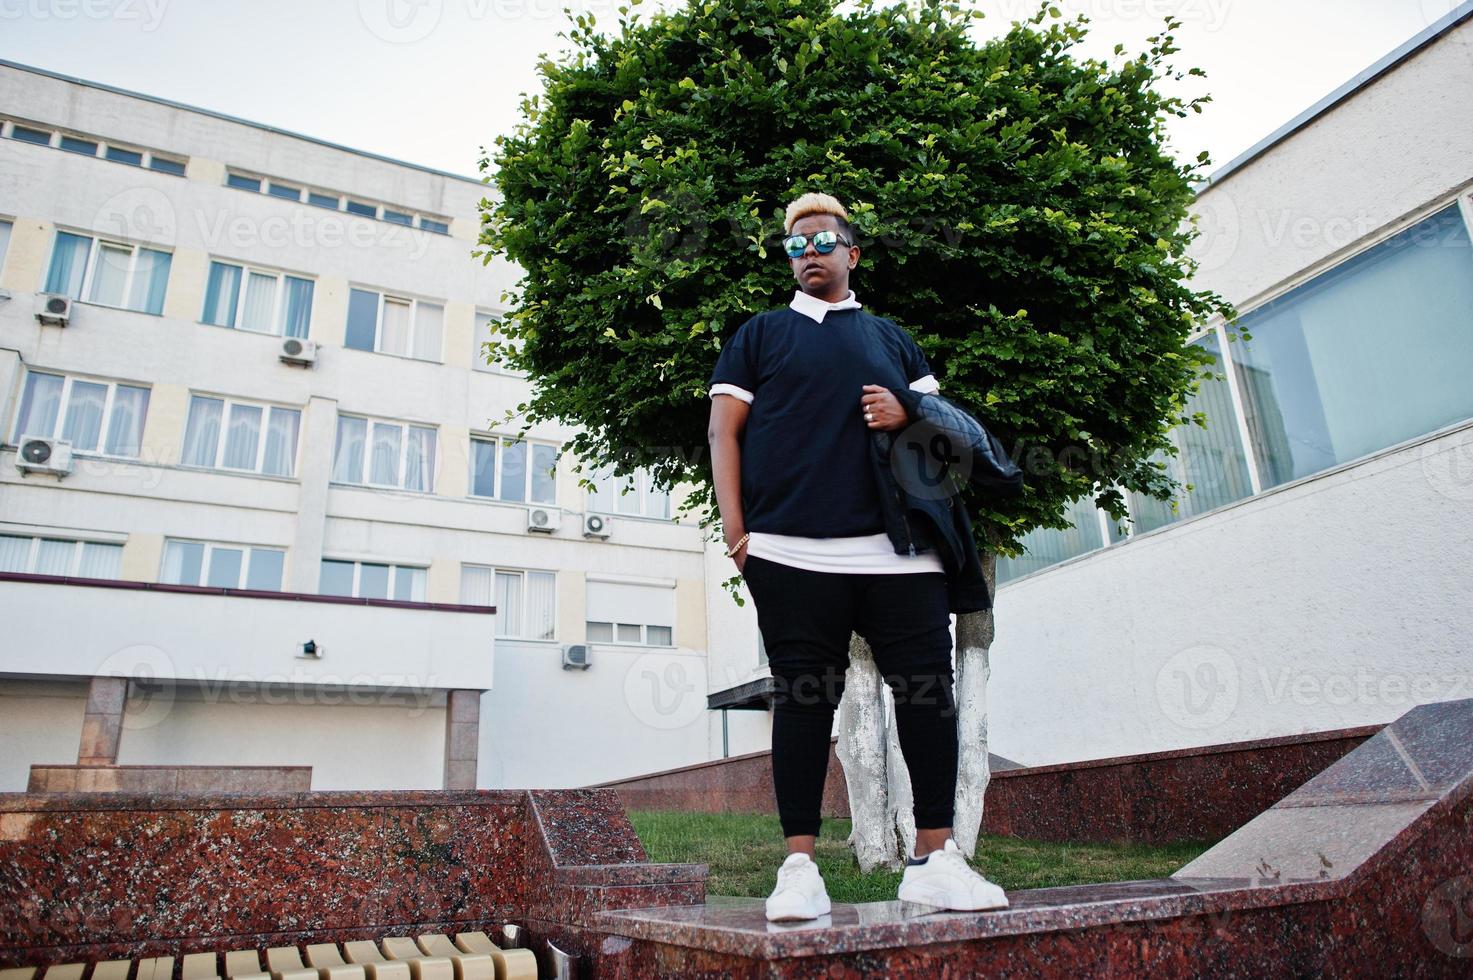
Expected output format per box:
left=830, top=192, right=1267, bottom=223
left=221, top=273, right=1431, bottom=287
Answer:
left=869, top=387, right=1024, bottom=613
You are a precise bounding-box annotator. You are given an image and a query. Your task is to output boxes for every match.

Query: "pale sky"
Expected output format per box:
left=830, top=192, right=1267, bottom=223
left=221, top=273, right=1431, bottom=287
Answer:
left=0, top=0, right=1461, bottom=180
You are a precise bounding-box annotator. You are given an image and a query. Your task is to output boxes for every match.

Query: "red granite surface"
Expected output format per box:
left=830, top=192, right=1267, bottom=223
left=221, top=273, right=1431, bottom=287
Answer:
left=597, top=725, right=1381, bottom=844
left=27, top=765, right=313, bottom=794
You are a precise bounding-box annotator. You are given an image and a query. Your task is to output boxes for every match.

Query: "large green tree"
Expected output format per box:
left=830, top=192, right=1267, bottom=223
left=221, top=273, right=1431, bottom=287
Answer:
left=478, top=0, right=1232, bottom=582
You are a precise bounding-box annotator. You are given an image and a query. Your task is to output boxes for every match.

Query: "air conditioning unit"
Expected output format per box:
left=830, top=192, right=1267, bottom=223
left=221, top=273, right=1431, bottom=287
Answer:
left=35, top=294, right=72, bottom=327
left=15, top=435, right=74, bottom=477
left=561, top=644, right=590, bottom=670
left=582, top=513, right=611, bottom=539
left=279, top=336, right=318, bottom=366
left=527, top=506, right=561, bottom=533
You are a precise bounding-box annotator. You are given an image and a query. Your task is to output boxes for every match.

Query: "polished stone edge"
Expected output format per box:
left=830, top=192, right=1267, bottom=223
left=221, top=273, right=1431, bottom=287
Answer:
left=554, top=863, right=709, bottom=886
left=592, top=877, right=1339, bottom=960
left=0, top=789, right=531, bottom=812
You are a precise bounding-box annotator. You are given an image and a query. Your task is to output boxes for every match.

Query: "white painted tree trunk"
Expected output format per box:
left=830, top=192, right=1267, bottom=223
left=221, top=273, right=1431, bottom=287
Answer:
left=836, top=552, right=997, bottom=870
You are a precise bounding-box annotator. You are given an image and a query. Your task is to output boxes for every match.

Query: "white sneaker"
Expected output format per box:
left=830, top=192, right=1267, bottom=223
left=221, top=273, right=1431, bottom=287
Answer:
left=765, top=851, right=832, bottom=922
left=897, top=838, right=1010, bottom=911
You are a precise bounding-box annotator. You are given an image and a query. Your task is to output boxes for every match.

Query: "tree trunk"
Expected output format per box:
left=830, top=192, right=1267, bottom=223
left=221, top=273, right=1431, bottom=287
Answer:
left=836, top=550, right=997, bottom=870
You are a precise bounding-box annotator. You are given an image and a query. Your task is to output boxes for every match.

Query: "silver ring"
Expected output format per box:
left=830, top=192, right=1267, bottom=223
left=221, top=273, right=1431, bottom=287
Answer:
left=864, top=412, right=873, bottom=421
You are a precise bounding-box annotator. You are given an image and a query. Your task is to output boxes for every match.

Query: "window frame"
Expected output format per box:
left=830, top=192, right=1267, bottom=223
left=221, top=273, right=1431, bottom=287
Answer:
left=331, top=413, right=438, bottom=492
left=462, top=564, right=557, bottom=641
left=0, top=534, right=124, bottom=578
left=468, top=433, right=558, bottom=504
left=181, top=393, right=301, bottom=477
left=160, top=538, right=286, bottom=591
left=586, top=465, right=671, bottom=519
left=472, top=309, right=527, bottom=375
left=585, top=621, right=675, bottom=647
left=346, top=286, right=445, bottom=362
left=201, top=258, right=315, bottom=338
left=319, top=558, right=428, bottom=602
left=44, top=230, right=172, bottom=315
left=11, top=369, right=150, bottom=457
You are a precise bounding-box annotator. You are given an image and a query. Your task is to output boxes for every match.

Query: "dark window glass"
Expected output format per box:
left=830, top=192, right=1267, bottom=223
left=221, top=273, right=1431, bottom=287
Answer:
left=105, top=146, right=144, bottom=166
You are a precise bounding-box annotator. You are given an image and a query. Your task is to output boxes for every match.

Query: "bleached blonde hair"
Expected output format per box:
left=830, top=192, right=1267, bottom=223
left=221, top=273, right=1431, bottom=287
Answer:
left=784, top=192, right=851, bottom=234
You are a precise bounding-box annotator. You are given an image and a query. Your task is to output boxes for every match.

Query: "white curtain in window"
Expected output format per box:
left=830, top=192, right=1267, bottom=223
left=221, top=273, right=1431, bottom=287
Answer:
left=182, top=396, right=224, bottom=467
left=525, top=570, right=556, bottom=640
left=262, top=407, right=300, bottom=477
left=380, top=298, right=411, bottom=355
left=495, top=571, right=523, bottom=637
left=15, top=373, right=64, bottom=440
left=45, top=232, right=91, bottom=298
left=586, top=580, right=674, bottom=632
left=0, top=535, right=31, bottom=572
left=413, top=303, right=444, bottom=361
left=104, top=385, right=149, bottom=456
left=78, top=542, right=122, bottom=579
left=162, top=540, right=205, bottom=585
left=35, top=540, right=74, bottom=576
left=61, top=381, right=107, bottom=452
left=222, top=403, right=262, bottom=470
left=282, top=276, right=313, bottom=339
left=240, top=272, right=278, bottom=332
left=460, top=565, right=495, bottom=606
left=128, top=249, right=171, bottom=314
left=203, top=261, right=242, bottom=326
left=531, top=444, right=557, bottom=504
left=89, top=243, right=131, bottom=307
left=369, top=422, right=402, bottom=485
left=332, top=415, right=367, bottom=483
left=403, top=426, right=436, bottom=492
left=616, top=471, right=642, bottom=514
left=473, top=313, right=497, bottom=370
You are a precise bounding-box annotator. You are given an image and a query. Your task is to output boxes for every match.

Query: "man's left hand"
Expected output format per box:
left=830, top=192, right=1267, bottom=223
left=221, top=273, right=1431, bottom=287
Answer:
left=861, top=384, right=907, bottom=432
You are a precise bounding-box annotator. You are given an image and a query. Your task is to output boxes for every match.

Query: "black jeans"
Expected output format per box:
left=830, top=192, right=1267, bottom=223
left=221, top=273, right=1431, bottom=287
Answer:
left=741, top=552, right=959, bottom=839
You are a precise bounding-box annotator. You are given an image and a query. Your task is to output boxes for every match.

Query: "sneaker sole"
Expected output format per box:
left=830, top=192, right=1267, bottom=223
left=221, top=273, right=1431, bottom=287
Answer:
left=765, top=895, right=832, bottom=921
left=897, top=883, right=1008, bottom=911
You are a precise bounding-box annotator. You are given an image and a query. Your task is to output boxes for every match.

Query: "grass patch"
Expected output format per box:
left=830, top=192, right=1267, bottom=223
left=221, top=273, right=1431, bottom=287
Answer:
left=628, top=810, right=1212, bottom=903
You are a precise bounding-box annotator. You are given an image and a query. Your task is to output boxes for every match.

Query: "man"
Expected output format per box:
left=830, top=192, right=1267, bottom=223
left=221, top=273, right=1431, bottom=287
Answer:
left=706, top=192, right=1008, bottom=921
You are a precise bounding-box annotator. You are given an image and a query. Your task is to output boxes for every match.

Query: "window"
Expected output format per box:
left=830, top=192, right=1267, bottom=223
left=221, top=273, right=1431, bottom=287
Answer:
left=10, top=125, right=50, bottom=145
left=473, top=311, right=525, bottom=374
left=586, top=580, right=674, bottom=646
left=148, top=156, right=186, bottom=176
left=345, top=287, right=443, bottom=361
left=586, top=464, right=671, bottom=519
left=462, top=565, right=556, bottom=640
left=202, top=260, right=314, bottom=338
left=1126, top=331, right=1254, bottom=534
left=44, top=231, right=171, bottom=315
left=227, top=173, right=262, bottom=192
left=0, top=220, right=11, bottom=272
left=267, top=182, right=302, bottom=201
left=104, top=146, right=144, bottom=166
left=59, top=135, right=98, bottom=155
left=307, top=191, right=339, bottom=210
left=470, top=436, right=557, bottom=504
left=320, top=559, right=426, bottom=601
left=0, top=535, right=122, bottom=578
left=331, top=414, right=437, bottom=491
left=1232, top=204, right=1473, bottom=489
left=162, top=539, right=285, bottom=590
left=383, top=209, right=413, bottom=226
left=181, top=395, right=300, bottom=476
left=13, top=371, right=149, bottom=456
left=345, top=199, right=376, bottom=218
left=420, top=217, right=450, bottom=235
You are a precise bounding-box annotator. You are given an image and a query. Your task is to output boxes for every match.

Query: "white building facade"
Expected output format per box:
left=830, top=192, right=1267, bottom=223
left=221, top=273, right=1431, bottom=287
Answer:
left=0, top=59, right=728, bottom=792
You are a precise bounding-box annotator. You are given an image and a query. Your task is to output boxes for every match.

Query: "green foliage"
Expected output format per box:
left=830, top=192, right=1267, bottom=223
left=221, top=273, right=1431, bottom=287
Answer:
left=477, top=0, right=1234, bottom=560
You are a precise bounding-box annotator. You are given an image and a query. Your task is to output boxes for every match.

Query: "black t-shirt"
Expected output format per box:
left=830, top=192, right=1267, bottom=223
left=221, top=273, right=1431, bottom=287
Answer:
left=709, top=307, right=934, bottom=536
